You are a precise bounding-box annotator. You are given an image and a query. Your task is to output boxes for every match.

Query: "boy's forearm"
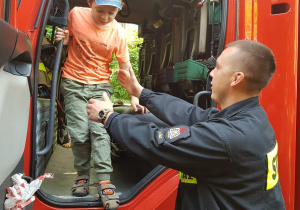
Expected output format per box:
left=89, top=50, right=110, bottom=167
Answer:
left=118, top=61, right=131, bottom=71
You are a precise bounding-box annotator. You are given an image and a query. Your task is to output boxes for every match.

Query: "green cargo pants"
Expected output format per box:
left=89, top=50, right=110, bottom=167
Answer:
left=60, top=78, right=114, bottom=181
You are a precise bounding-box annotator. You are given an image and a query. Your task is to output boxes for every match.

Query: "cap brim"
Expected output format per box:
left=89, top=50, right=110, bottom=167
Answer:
left=95, top=0, right=122, bottom=10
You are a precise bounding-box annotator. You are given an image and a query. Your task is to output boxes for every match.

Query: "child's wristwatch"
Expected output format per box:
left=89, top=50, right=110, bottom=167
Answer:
left=98, top=108, right=110, bottom=123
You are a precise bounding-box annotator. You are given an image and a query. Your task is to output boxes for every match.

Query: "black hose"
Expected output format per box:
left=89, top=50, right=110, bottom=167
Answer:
left=216, top=0, right=228, bottom=56
left=210, top=1, right=215, bottom=57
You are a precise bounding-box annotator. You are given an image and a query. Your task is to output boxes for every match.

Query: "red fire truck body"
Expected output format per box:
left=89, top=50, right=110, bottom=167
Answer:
left=0, top=0, right=299, bottom=209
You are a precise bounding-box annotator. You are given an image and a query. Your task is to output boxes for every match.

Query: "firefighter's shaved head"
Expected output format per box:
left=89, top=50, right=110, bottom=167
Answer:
left=227, top=40, right=276, bottom=93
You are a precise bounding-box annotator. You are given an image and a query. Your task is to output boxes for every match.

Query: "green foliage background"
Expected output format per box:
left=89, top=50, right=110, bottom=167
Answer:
left=110, top=33, right=142, bottom=103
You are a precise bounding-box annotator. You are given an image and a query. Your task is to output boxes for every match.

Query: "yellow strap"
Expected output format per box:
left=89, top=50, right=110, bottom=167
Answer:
left=39, top=62, right=46, bottom=72
left=47, top=71, right=52, bottom=80
left=179, top=172, right=197, bottom=184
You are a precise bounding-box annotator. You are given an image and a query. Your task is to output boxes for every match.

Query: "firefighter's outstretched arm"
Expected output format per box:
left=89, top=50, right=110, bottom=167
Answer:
left=86, top=88, right=228, bottom=177
left=102, top=108, right=228, bottom=177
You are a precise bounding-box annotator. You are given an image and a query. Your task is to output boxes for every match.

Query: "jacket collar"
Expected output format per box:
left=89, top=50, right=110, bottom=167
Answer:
left=211, top=96, right=260, bottom=119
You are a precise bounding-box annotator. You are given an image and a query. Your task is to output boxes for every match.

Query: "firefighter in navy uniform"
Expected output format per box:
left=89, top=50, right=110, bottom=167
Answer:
left=87, top=40, right=286, bottom=209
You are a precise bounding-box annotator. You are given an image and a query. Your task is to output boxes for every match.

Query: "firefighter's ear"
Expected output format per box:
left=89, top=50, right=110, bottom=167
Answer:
left=230, top=71, right=244, bottom=87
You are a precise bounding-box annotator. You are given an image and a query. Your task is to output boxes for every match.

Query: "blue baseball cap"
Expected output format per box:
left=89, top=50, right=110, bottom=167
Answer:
left=95, top=0, right=122, bottom=10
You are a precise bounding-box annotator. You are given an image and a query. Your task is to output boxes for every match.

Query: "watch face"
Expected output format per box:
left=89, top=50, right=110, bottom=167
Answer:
left=99, top=110, right=105, bottom=118
left=98, top=109, right=109, bottom=122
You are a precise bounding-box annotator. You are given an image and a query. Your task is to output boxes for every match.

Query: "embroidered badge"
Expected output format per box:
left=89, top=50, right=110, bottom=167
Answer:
left=168, top=128, right=187, bottom=139
left=156, top=130, right=164, bottom=145
left=156, top=126, right=190, bottom=145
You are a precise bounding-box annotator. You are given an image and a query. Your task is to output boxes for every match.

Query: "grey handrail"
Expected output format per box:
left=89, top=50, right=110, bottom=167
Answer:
left=193, top=90, right=212, bottom=106
left=37, top=0, right=69, bottom=156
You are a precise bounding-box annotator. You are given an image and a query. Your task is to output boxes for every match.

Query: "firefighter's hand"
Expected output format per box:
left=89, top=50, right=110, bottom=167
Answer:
left=55, top=28, right=70, bottom=45
left=117, top=66, right=143, bottom=98
left=87, top=92, right=113, bottom=123
left=130, top=95, right=149, bottom=114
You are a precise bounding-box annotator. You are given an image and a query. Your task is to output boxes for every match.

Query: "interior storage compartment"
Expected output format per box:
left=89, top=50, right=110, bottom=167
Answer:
left=174, top=59, right=209, bottom=82
left=173, top=59, right=209, bottom=102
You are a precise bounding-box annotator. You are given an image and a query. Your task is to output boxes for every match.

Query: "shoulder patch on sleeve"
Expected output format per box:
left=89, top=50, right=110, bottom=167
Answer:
left=156, top=129, right=165, bottom=145
left=156, top=126, right=190, bottom=145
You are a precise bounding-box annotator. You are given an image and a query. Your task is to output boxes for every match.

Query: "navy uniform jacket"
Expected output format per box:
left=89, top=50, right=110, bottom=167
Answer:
left=105, top=89, right=286, bottom=210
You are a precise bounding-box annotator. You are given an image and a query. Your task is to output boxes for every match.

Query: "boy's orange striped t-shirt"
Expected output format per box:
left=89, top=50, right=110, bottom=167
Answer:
left=62, top=7, right=130, bottom=84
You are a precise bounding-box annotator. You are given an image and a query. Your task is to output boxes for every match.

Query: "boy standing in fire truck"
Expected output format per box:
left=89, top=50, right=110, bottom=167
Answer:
left=55, top=0, right=145, bottom=209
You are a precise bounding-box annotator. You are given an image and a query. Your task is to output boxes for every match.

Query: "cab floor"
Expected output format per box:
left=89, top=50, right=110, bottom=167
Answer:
left=41, top=144, right=154, bottom=197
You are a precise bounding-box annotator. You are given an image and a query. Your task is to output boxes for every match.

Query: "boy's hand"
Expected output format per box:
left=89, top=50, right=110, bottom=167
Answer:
left=130, top=96, right=149, bottom=114
left=55, top=28, right=70, bottom=45
left=117, top=67, right=143, bottom=98
left=87, top=92, right=113, bottom=123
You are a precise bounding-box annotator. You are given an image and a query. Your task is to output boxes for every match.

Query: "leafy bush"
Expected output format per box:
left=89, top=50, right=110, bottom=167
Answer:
left=45, top=25, right=56, bottom=44
left=110, top=32, right=142, bottom=102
